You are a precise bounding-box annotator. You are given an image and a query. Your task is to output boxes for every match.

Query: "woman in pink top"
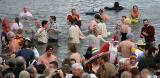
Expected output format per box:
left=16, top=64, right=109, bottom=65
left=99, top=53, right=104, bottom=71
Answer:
left=69, top=43, right=81, bottom=63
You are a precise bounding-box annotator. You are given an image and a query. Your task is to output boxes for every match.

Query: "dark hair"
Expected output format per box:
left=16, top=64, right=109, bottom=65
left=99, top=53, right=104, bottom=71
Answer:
left=114, top=2, right=120, bottom=7
left=15, top=17, right=19, bottom=26
left=99, top=9, right=104, bottom=12
left=68, top=18, right=75, bottom=24
left=94, top=14, right=102, bottom=21
left=148, top=47, right=156, bottom=56
left=36, top=64, right=46, bottom=74
left=25, top=43, right=32, bottom=48
left=69, top=43, right=77, bottom=53
left=62, top=58, right=71, bottom=66
left=50, top=61, right=58, bottom=68
left=50, top=16, right=56, bottom=21
left=70, top=59, right=76, bottom=63
left=101, top=54, right=108, bottom=62
left=42, top=20, right=48, bottom=27
left=122, top=16, right=127, bottom=19
left=143, top=19, right=148, bottom=22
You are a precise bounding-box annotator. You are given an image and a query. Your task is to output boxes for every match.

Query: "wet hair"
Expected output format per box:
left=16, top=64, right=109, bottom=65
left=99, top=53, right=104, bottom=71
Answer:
left=69, top=43, right=77, bottom=53
left=15, top=17, right=20, bottom=26
left=42, top=20, right=48, bottom=27
left=114, top=2, right=120, bottom=8
left=143, top=19, right=148, bottom=22
left=122, top=16, right=127, bottom=19
left=71, top=8, right=76, bottom=12
left=68, top=18, right=75, bottom=24
left=50, top=61, right=58, bottom=68
left=133, top=5, right=138, bottom=10
left=94, top=14, right=102, bottom=20
left=36, top=64, right=46, bottom=74
left=50, top=16, right=56, bottom=21
left=99, top=9, right=104, bottom=12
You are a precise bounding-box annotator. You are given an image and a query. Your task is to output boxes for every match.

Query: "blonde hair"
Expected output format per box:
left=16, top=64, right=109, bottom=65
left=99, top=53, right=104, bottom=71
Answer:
left=93, top=30, right=98, bottom=37
left=124, top=18, right=131, bottom=25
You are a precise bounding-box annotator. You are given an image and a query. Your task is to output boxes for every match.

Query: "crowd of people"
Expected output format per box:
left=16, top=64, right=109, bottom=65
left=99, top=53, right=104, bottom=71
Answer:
left=0, top=2, right=159, bottom=78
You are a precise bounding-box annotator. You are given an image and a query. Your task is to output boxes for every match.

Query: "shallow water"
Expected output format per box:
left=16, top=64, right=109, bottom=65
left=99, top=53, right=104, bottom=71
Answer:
left=0, top=0, right=160, bottom=64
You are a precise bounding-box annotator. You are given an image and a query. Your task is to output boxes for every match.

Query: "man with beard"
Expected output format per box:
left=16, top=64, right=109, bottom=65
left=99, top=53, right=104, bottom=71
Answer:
left=140, top=19, right=155, bottom=48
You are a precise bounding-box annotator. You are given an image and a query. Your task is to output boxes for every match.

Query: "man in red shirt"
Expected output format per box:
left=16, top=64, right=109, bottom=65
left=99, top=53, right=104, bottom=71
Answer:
left=67, top=9, right=81, bottom=28
left=140, top=19, right=155, bottom=48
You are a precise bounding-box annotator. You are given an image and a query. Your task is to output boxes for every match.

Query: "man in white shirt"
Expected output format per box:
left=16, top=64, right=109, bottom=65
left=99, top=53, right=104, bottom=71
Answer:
left=68, top=18, right=85, bottom=44
left=48, top=16, right=61, bottom=42
left=35, top=20, right=48, bottom=44
left=19, top=6, right=32, bottom=20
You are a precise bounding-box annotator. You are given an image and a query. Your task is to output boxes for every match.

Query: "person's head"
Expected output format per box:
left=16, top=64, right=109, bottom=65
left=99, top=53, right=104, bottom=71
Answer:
left=7, top=31, right=15, bottom=40
left=4, top=73, right=15, bottom=78
left=140, top=69, right=151, bottom=78
left=70, top=59, right=76, bottom=65
left=121, top=71, right=132, bottom=78
left=69, top=43, right=77, bottom=53
left=49, top=61, right=58, bottom=70
left=119, top=58, right=126, bottom=70
left=114, top=2, right=120, bottom=7
left=25, top=42, right=33, bottom=50
left=26, top=66, right=37, bottom=78
left=50, top=16, right=56, bottom=23
left=143, top=19, right=149, bottom=27
left=72, top=63, right=84, bottom=77
left=99, top=9, right=104, bottom=15
left=148, top=47, right=157, bottom=57
left=126, top=33, right=134, bottom=41
left=61, top=64, right=71, bottom=77
left=92, top=30, right=99, bottom=37
left=68, top=18, right=75, bottom=25
left=62, top=58, right=72, bottom=67
left=17, top=29, right=23, bottom=35
left=122, top=16, right=126, bottom=23
left=15, top=56, right=26, bottom=69
left=133, top=5, right=138, bottom=12
left=43, top=68, right=50, bottom=77
left=24, top=37, right=31, bottom=47
left=46, top=45, right=53, bottom=57
left=24, top=6, right=28, bottom=13
left=124, top=18, right=131, bottom=25
left=15, top=17, right=19, bottom=25
left=36, top=64, right=46, bottom=74
left=94, top=14, right=102, bottom=23
left=35, top=19, right=41, bottom=28
left=71, top=8, right=77, bottom=15
left=7, top=58, right=16, bottom=68
left=131, top=68, right=140, bottom=78
left=41, top=20, right=48, bottom=29
left=130, top=54, right=137, bottom=66
left=81, top=73, right=91, bottom=78
left=124, top=59, right=131, bottom=71
left=92, top=57, right=101, bottom=65
left=101, top=54, right=108, bottom=64
left=19, top=71, right=30, bottom=78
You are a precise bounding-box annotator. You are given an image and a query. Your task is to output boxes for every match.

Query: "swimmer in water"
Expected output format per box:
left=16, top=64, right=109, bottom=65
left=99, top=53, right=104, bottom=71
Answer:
left=130, top=5, right=141, bottom=21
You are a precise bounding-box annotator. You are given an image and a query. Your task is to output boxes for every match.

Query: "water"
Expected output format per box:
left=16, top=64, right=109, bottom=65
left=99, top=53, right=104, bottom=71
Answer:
left=0, top=0, right=160, bottom=64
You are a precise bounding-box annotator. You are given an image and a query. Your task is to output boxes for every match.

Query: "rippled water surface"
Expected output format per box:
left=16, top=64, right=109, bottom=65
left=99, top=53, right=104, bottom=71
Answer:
left=0, top=0, right=160, bottom=63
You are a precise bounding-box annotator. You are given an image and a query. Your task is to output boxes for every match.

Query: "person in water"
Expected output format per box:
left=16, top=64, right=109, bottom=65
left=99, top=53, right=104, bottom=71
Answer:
left=99, top=9, right=110, bottom=21
left=130, top=5, right=141, bottom=21
left=104, top=2, right=124, bottom=11
left=19, top=6, right=32, bottom=20
left=67, top=8, right=82, bottom=28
